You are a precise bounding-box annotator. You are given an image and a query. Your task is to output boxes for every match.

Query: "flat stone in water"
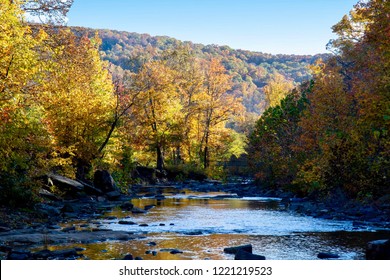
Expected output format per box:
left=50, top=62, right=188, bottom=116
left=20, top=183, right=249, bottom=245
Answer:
left=118, top=220, right=137, bottom=225
left=170, top=249, right=183, bottom=254
left=160, top=248, right=183, bottom=254
left=224, top=244, right=252, bottom=254
left=317, top=252, right=340, bottom=259
left=105, top=216, right=117, bottom=220
left=184, top=231, right=203, bottom=236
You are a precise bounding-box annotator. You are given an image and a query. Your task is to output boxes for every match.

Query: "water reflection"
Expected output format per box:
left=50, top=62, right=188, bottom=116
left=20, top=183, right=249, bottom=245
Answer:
left=101, top=193, right=351, bottom=236
left=48, top=189, right=390, bottom=260
left=40, top=231, right=390, bottom=260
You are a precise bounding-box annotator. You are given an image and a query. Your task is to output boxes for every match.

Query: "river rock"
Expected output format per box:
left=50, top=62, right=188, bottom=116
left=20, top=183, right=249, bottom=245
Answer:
left=170, top=249, right=183, bottom=254
left=7, top=250, right=32, bottom=260
left=32, top=248, right=81, bottom=260
left=213, top=194, right=239, bottom=199
left=123, top=254, right=133, bottom=260
left=366, top=239, right=390, bottom=260
left=234, top=250, right=266, bottom=260
left=144, top=205, right=155, bottom=211
left=133, top=166, right=157, bottom=184
left=281, top=197, right=291, bottom=207
left=118, top=220, right=137, bottom=225
left=106, top=191, right=121, bottom=201
left=61, top=226, right=76, bottom=232
left=0, top=229, right=135, bottom=245
left=36, top=203, right=61, bottom=217
left=61, top=203, right=76, bottom=213
left=224, top=244, right=252, bottom=254
left=317, top=252, right=340, bottom=259
left=184, top=231, right=203, bottom=236
left=93, top=170, right=118, bottom=193
left=47, top=224, right=61, bottom=230
left=154, top=194, right=166, bottom=200
left=0, top=245, right=12, bottom=252
left=80, top=180, right=103, bottom=196
left=120, top=202, right=134, bottom=211
left=0, top=226, right=11, bottom=232
left=132, top=207, right=147, bottom=214
left=48, top=174, right=84, bottom=194
left=39, top=189, right=62, bottom=201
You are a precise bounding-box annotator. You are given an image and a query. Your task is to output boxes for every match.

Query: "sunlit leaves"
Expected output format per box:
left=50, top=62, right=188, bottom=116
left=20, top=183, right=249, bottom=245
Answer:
left=263, top=72, right=295, bottom=108
left=39, top=29, right=114, bottom=178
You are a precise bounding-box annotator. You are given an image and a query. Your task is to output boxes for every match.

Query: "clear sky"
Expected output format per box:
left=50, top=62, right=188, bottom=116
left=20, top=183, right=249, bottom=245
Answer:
left=67, top=0, right=358, bottom=55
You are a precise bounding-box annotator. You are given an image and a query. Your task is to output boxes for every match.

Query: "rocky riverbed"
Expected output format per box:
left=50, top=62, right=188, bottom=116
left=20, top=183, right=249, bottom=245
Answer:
left=1, top=174, right=389, bottom=260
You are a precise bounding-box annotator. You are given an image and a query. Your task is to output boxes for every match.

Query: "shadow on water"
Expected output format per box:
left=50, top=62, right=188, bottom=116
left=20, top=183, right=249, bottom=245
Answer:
left=45, top=188, right=389, bottom=260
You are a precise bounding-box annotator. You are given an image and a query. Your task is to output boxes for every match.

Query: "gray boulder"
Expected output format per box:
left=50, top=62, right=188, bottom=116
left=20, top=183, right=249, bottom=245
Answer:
left=234, top=250, right=266, bottom=260
left=123, top=254, right=133, bottom=260
left=366, top=239, right=390, bottom=260
left=39, top=189, right=62, bottom=201
left=47, top=174, right=84, bottom=196
left=7, top=250, right=31, bottom=260
left=93, top=170, right=118, bottom=193
left=132, top=207, right=147, bottom=214
left=170, top=249, right=183, bottom=254
left=79, top=180, right=103, bottom=196
left=36, top=203, right=61, bottom=217
left=224, top=244, right=252, bottom=254
left=120, top=202, right=134, bottom=211
left=106, top=191, right=121, bottom=201
left=118, top=220, right=137, bottom=225
left=317, top=252, right=340, bottom=259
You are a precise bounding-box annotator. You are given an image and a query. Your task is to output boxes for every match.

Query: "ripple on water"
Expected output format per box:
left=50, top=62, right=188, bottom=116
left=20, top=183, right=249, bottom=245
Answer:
left=51, top=190, right=389, bottom=260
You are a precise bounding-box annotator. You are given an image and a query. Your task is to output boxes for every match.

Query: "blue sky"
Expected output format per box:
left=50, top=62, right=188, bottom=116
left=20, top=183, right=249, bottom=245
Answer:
left=67, top=0, right=358, bottom=55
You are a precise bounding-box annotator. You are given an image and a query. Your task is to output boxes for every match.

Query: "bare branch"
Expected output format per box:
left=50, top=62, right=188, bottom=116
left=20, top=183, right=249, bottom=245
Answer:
left=21, top=0, right=74, bottom=25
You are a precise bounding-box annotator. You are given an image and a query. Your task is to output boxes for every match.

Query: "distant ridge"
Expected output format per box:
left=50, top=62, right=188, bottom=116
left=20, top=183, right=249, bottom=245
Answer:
left=71, top=26, right=330, bottom=115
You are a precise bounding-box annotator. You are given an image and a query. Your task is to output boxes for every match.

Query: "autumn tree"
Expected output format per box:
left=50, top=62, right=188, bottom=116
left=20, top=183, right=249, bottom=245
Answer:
left=39, top=29, right=115, bottom=179
left=198, top=58, right=241, bottom=169
left=129, top=60, right=182, bottom=170
left=295, top=0, right=389, bottom=199
left=247, top=82, right=310, bottom=189
left=294, top=60, right=356, bottom=194
left=162, top=46, right=204, bottom=165
left=263, top=72, right=295, bottom=108
left=0, top=0, right=50, bottom=205
left=248, top=0, right=389, bottom=200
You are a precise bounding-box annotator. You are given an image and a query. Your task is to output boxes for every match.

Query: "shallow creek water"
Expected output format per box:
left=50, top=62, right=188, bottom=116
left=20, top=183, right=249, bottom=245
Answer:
left=44, top=187, right=390, bottom=260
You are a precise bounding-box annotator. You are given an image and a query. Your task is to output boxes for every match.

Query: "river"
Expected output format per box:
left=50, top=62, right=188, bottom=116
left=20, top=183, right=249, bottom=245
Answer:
left=46, top=186, right=389, bottom=260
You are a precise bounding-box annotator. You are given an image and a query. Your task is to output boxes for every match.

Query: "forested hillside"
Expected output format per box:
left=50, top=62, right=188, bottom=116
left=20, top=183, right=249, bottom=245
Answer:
left=84, top=28, right=329, bottom=116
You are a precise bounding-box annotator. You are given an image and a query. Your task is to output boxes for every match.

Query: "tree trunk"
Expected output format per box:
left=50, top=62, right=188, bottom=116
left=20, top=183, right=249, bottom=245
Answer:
left=156, top=146, right=164, bottom=171
left=98, top=117, right=118, bottom=154
left=203, top=131, right=209, bottom=169
left=76, top=159, right=91, bottom=181
left=175, top=146, right=182, bottom=165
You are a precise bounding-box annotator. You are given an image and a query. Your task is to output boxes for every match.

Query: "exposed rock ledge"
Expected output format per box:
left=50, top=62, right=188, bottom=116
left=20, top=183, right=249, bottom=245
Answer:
left=0, top=229, right=141, bottom=246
